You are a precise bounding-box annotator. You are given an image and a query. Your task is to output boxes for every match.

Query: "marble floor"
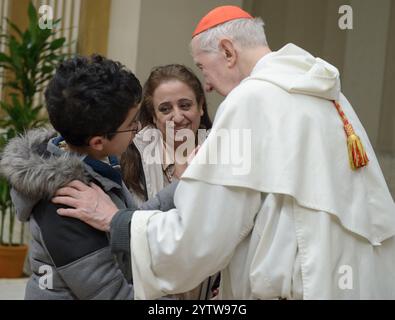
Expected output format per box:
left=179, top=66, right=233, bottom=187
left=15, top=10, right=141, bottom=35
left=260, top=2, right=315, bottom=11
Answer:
left=0, top=278, right=28, bottom=300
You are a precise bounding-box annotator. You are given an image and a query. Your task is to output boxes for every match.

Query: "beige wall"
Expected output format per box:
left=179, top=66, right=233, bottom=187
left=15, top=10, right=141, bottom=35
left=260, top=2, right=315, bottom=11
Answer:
left=378, top=1, right=395, bottom=154
left=107, top=0, right=141, bottom=72
left=250, top=0, right=393, bottom=149
left=342, top=0, right=391, bottom=148
left=107, top=0, right=245, bottom=120
left=250, top=0, right=350, bottom=87
left=135, top=0, right=243, bottom=120
left=250, top=0, right=395, bottom=197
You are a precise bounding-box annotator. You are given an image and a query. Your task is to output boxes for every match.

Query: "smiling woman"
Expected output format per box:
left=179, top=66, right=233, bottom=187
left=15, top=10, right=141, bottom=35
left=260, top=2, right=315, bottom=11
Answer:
left=153, top=79, right=203, bottom=148
left=119, top=64, right=216, bottom=300
left=121, top=64, right=212, bottom=203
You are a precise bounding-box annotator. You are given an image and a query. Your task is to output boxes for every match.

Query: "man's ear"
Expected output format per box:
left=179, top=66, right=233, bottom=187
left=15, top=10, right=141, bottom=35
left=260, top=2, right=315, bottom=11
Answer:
left=88, top=136, right=105, bottom=151
left=219, top=38, right=237, bottom=68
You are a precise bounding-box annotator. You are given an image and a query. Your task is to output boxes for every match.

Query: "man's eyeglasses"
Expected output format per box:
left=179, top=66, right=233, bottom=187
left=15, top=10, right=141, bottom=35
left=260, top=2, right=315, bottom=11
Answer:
left=107, top=120, right=142, bottom=135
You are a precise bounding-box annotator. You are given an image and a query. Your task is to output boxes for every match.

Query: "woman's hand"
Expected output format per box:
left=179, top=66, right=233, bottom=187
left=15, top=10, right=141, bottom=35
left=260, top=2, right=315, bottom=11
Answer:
left=52, top=180, right=118, bottom=231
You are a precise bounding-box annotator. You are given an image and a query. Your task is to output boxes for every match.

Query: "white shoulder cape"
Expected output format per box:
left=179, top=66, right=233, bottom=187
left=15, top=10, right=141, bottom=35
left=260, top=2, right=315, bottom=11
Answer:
left=183, top=44, right=395, bottom=245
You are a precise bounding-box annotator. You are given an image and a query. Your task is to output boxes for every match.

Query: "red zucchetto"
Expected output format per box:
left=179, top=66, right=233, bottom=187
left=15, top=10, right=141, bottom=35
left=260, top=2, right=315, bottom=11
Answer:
left=192, top=5, right=253, bottom=38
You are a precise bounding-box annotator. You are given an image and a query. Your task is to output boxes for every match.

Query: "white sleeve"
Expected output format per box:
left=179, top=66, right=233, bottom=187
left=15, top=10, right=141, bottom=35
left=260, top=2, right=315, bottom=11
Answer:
left=130, top=179, right=262, bottom=299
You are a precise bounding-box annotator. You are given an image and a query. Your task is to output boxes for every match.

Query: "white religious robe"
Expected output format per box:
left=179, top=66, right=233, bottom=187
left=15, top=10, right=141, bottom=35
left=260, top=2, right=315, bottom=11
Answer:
left=130, top=43, right=395, bottom=299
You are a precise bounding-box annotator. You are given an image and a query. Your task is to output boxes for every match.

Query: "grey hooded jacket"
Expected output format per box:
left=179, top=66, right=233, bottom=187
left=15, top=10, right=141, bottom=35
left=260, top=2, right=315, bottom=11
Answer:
left=0, top=128, right=177, bottom=300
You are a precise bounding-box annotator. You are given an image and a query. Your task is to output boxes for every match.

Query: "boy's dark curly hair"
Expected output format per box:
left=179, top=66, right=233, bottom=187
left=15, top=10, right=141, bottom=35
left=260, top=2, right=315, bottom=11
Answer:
left=45, top=54, right=142, bottom=146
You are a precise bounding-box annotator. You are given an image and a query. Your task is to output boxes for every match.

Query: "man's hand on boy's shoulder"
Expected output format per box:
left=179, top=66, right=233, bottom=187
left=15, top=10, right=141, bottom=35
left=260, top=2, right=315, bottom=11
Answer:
left=52, top=180, right=118, bottom=231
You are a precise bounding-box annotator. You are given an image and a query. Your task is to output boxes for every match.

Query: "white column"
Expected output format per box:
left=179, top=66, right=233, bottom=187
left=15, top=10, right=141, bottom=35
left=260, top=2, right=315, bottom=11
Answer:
left=107, top=0, right=141, bottom=72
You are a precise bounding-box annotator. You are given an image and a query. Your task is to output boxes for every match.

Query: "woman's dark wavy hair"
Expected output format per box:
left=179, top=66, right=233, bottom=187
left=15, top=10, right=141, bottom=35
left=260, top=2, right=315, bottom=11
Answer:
left=121, top=64, right=212, bottom=198
left=45, top=54, right=142, bottom=146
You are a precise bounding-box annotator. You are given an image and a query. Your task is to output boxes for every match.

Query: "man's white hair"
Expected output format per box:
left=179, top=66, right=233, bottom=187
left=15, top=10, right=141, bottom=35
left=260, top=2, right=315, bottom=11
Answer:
left=196, top=17, right=268, bottom=52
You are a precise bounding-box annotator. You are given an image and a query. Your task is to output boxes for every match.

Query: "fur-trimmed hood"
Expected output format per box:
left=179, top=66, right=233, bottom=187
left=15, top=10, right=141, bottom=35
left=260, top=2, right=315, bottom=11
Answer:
left=0, top=127, right=90, bottom=221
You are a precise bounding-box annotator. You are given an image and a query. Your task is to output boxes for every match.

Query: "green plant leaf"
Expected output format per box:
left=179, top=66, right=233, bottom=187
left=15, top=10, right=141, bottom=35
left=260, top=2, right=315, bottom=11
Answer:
left=27, top=1, right=38, bottom=23
left=53, top=18, right=61, bottom=28
left=49, top=37, right=66, bottom=50
left=28, top=3, right=39, bottom=45
left=4, top=18, right=23, bottom=38
left=0, top=64, right=13, bottom=71
left=0, top=52, right=12, bottom=63
left=35, top=74, right=53, bottom=86
left=8, top=36, right=22, bottom=71
left=3, top=80, right=21, bottom=90
left=0, top=0, right=69, bottom=245
left=39, top=64, right=54, bottom=74
left=31, top=119, right=48, bottom=128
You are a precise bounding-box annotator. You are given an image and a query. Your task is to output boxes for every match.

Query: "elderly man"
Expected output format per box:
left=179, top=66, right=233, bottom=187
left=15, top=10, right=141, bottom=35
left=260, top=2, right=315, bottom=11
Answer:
left=53, top=6, right=395, bottom=299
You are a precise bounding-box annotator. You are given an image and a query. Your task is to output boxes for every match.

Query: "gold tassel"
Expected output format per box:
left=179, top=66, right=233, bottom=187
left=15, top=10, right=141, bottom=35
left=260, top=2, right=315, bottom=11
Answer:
left=333, top=101, right=369, bottom=170
left=346, top=133, right=369, bottom=170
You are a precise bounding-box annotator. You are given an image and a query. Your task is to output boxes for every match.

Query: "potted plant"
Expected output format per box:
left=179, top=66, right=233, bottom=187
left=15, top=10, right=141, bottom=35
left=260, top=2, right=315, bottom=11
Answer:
left=0, top=1, right=68, bottom=278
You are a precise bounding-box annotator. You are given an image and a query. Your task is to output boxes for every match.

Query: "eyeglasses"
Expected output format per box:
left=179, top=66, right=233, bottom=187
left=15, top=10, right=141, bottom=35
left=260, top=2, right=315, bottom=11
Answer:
left=106, top=121, right=142, bottom=135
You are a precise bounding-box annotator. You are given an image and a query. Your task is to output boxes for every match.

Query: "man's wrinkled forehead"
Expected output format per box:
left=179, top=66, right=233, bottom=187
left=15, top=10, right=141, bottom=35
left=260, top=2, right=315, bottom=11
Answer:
left=190, top=36, right=200, bottom=53
left=190, top=37, right=203, bottom=64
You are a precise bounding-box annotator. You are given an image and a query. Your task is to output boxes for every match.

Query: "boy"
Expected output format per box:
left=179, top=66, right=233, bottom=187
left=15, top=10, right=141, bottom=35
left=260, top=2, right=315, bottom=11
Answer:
left=0, top=55, right=176, bottom=299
